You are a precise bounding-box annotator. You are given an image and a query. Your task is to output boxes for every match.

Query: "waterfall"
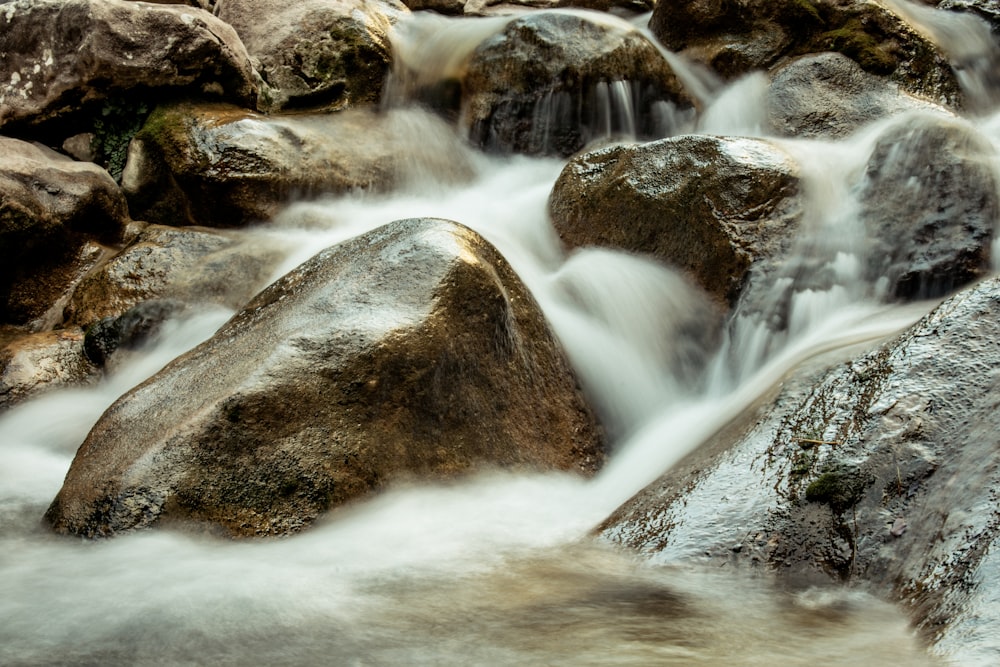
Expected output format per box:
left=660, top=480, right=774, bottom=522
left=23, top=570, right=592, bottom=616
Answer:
left=4, top=2, right=1000, bottom=664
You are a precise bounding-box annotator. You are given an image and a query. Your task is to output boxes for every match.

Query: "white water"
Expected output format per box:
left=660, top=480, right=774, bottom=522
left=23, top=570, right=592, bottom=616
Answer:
left=5, top=3, right=1000, bottom=665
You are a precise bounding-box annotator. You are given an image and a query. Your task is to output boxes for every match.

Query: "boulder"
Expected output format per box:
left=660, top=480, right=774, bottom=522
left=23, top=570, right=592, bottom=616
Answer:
left=599, top=275, right=1000, bottom=661
left=0, top=328, right=97, bottom=409
left=0, top=0, right=259, bottom=154
left=649, top=0, right=961, bottom=107
left=45, top=218, right=606, bottom=538
left=460, top=11, right=695, bottom=156
left=214, top=0, right=406, bottom=112
left=548, top=135, right=803, bottom=307
left=0, top=137, right=129, bottom=326
left=122, top=103, right=477, bottom=227
left=65, top=224, right=287, bottom=328
left=767, top=52, right=945, bottom=138
left=858, top=113, right=997, bottom=298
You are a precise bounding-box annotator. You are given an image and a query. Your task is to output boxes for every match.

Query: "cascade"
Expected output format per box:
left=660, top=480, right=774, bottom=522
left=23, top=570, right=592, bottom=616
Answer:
left=3, top=1, right=1000, bottom=664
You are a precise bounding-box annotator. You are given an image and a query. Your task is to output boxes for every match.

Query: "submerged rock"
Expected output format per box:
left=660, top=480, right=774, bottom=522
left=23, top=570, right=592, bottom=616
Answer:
left=858, top=113, right=997, bottom=299
left=600, top=276, right=1000, bottom=658
left=548, top=135, right=802, bottom=307
left=123, top=103, right=476, bottom=227
left=46, top=218, right=605, bottom=538
left=215, top=0, right=406, bottom=112
left=767, top=52, right=945, bottom=138
left=0, top=137, right=129, bottom=327
left=65, top=224, right=286, bottom=328
left=0, top=0, right=259, bottom=139
left=461, top=10, right=694, bottom=156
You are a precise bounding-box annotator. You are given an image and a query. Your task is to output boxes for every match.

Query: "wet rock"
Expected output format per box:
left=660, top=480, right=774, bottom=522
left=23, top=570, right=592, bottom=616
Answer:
left=214, top=0, right=406, bottom=112
left=82, top=300, right=187, bottom=367
left=0, top=0, right=259, bottom=143
left=600, top=275, right=1000, bottom=657
left=123, top=102, right=476, bottom=227
left=0, top=328, right=97, bottom=409
left=858, top=113, right=997, bottom=299
left=937, top=0, right=1000, bottom=32
left=65, top=224, right=286, bottom=328
left=649, top=0, right=961, bottom=107
left=461, top=10, right=694, bottom=156
left=767, top=52, right=945, bottom=138
left=0, top=137, right=129, bottom=327
left=548, top=135, right=802, bottom=307
left=45, top=218, right=605, bottom=538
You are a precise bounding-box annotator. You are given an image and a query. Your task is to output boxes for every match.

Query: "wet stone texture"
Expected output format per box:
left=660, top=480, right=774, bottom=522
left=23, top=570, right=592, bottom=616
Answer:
left=600, top=276, right=1000, bottom=658
left=46, top=218, right=605, bottom=538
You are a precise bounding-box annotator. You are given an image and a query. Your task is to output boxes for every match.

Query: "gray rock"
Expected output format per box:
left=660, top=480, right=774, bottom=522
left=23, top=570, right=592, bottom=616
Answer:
left=548, top=135, right=803, bottom=307
left=214, top=0, right=407, bottom=112
left=858, top=113, right=997, bottom=298
left=123, top=102, right=477, bottom=227
left=768, top=52, right=945, bottom=138
left=45, top=218, right=606, bottom=538
left=600, top=275, right=1000, bottom=658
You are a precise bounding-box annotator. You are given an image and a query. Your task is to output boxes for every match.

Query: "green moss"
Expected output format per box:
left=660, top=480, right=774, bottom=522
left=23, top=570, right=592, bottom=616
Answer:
left=816, top=20, right=896, bottom=75
left=805, top=464, right=868, bottom=511
left=92, top=98, right=151, bottom=183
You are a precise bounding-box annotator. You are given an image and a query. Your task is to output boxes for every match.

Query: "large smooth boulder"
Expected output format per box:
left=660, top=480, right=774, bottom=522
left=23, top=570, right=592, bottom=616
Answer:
left=767, top=52, right=945, bottom=138
left=858, top=113, right=997, bottom=298
left=123, top=103, right=476, bottom=227
left=650, top=0, right=961, bottom=107
left=214, top=0, right=406, bottom=112
left=548, top=136, right=803, bottom=307
left=45, top=218, right=606, bottom=538
left=0, top=0, right=259, bottom=145
left=460, top=11, right=695, bottom=156
left=0, top=137, right=129, bottom=326
left=600, top=276, right=1000, bottom=661
left=65, top=224, right=287, bottom=328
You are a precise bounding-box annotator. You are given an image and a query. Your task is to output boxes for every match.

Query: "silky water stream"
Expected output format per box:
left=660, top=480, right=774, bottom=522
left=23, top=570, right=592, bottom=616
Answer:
left=3, top=5, right=1000, bottom=667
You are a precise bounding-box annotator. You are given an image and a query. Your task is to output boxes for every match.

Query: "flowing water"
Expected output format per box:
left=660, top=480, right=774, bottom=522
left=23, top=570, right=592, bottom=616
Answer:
left=4, top=3, right=1000, bottom=665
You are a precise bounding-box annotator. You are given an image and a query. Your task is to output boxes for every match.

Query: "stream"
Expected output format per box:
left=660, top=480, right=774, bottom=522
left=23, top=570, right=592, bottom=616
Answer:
left=3, top=2, right=1000, bottom=665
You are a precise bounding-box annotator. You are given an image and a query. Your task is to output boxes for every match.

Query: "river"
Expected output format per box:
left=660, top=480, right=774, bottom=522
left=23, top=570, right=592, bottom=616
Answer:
left=2, top=2, right=999, bottom=665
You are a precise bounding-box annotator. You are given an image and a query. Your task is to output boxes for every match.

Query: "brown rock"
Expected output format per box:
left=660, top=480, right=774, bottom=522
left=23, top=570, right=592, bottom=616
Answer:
left=214, top=0, right=407, bottom=112
left=45, top=218, right=605, bottom=538
left=0, top=137, right=129, bottom=326
left=122, top=102, right=477, bottom=227
left=0, top=328, right=97, bottom=409
left=548, top=135, right=802, bottom=307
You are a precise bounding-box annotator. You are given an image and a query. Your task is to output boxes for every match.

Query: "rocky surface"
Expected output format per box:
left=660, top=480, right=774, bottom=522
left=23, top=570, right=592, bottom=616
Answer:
left=45, top=218, right=605, bottom=538
left=650, top=0, right=962, bottom=108
left=599, top=275, right=1000, bottom=654
left=65, top=224, right=287, bottom=328
left=461, top=11, right=694, bottom=155
left=767, top=52, right=946, bottom=138
left=858, top=112, right=998, bottom=298
left=0, top=137, right=130, bottom=327
left=0, top=328, right=97, bottom=409
left=122, top=102, right=477, bottom=227
left=548, top=135, right=803, bottom=307
left=0, top=0, right=259, bottom=152
left=214, top=0, right=406, bottom=112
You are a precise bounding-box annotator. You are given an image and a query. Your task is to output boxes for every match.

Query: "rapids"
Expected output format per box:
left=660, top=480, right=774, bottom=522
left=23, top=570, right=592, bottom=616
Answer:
left=3, top=1, right=1000, bottom=665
